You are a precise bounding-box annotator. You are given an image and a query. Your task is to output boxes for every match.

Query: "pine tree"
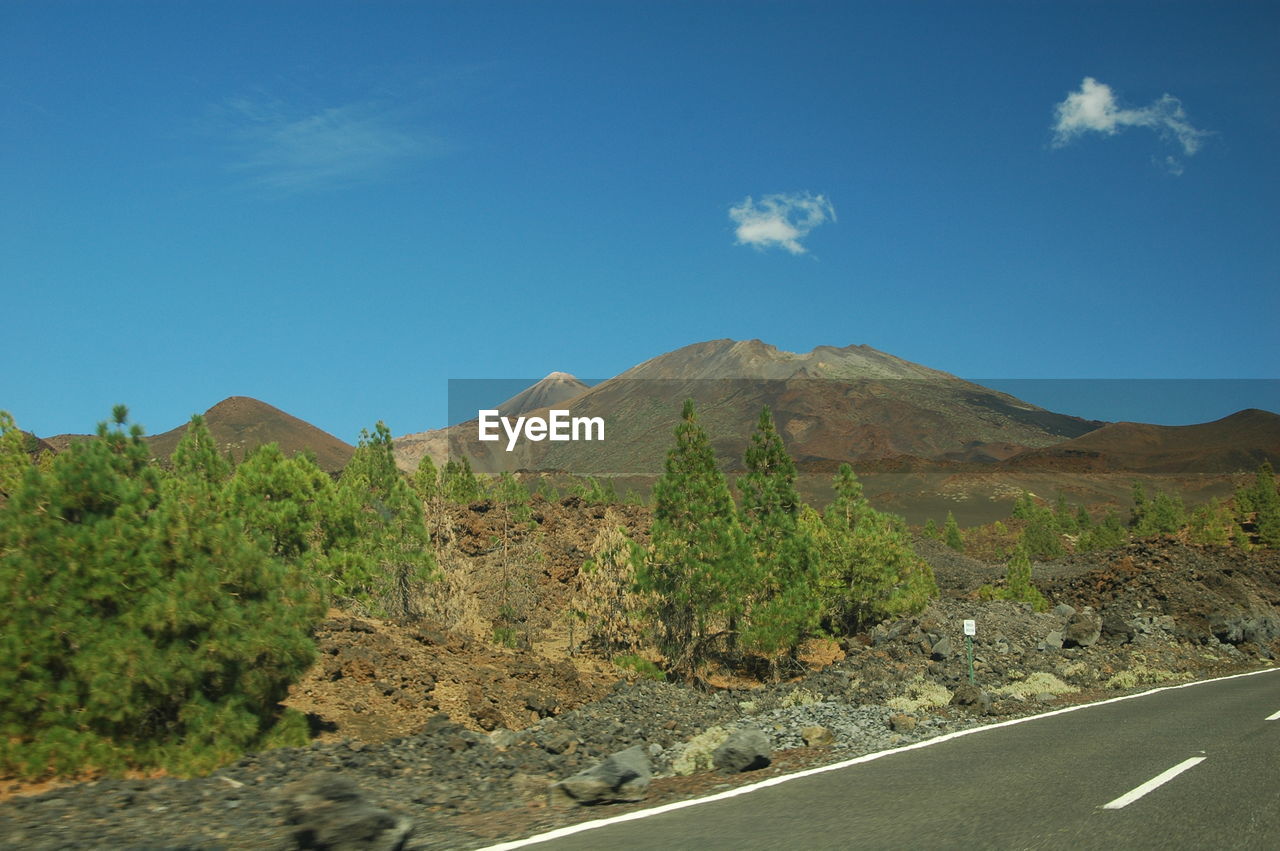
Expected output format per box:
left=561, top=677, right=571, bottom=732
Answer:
left=813, top=464, right=935, bottom=634
left=412, top=455, right=439, bottom=503
left=0, top=411, right=31, bottom=500
left=441, top=457, right=482, bottom=504
left=736, top=407, right=817, bottom=656
left=922, top=517, right=940, bottom=539
left=1129, top=481, right=1185, bottom=537
left=1021, top=510, right=1065, bottom=559
left=999, top=544, right=1048, bottom=611
left=1076, top=510, right=1126, bottom=552
left=332, top=422, right=437, bottom=619
left=636, top=400, right=752, bottom=679
left=1129, top=481, right=1149, bottom=530
left=1054, top=493, right=1079, bottom=533
left=225, top=443, right=337, bottom=565
left=1012, top=492, right=1037, bottom=520
left=0, top=410, right=323, bottom=778
left=170, top=414, right=231, bottom=488
left=1250, top=462, right=1280, bottom=548
left=1188, top=499, right=1232, bottom=546
left=943, top=511, right=964, bottom=551
left=491, top=472, right=536, bottom=646
left=1075, top=504, right=1093, bottom=530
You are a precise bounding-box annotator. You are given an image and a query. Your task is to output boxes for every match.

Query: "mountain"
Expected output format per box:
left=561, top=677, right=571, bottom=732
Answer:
left=399, top=339, right=1104, bottom=475
left=494, top=372, right=591, bottom=417
left=1001, top=408, right=1280, bottom=474
left=147, top=396, right=355, bottom=473
left=44, top=434, right=94, bottom=452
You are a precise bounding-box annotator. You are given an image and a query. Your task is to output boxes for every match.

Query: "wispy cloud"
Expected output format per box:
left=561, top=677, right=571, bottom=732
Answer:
left=729, top=192, right=836, bottom=255
left=217, top=95, right=438, bottom=193
left=1051, top=77, right=1209, bottom=173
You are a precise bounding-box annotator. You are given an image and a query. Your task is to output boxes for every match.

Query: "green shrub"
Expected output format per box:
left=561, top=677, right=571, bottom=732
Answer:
left=613, top=654, right=667, bottom=681
left=0, top=412, right=324, bottom=779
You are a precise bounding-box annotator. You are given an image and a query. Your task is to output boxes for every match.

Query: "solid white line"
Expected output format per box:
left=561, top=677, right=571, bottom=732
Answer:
left=480, top=665, right=1279, bottom=850
left=1101, top=757, right=1206, bottom=810
left=1266, top=709, right=1280, bottom=721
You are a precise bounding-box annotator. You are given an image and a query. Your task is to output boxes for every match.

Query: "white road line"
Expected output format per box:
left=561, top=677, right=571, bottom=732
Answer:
left=1266, top=709, right=1280, bottom=721
left=1101, top=757, right=1206, bottom=810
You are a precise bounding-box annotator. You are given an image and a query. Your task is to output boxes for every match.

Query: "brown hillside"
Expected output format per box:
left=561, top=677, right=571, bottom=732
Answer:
left=147, top=396, right=354, bottom=473
left=18, top=431, right=57, bottom=458
left=1002, top=408, right=1280, bottom=474
left=44, top=434, right=94, bottom=452
left=413, top=339, right=1102, bottom=476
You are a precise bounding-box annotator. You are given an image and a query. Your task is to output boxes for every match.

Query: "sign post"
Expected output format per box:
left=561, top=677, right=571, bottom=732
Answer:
left=963, top=619, right=976, bottom=684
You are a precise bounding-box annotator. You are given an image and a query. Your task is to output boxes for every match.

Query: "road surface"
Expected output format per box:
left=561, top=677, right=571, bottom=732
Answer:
left=490, top=668, right=1280, bottom=850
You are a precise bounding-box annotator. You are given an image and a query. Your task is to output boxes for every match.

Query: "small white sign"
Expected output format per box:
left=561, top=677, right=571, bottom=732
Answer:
left=963, top=619, right=976, bottom=636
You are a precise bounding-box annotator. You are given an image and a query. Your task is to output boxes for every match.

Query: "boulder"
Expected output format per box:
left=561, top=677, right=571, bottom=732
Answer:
left=1052, top=603, right=1077, bottom=619
left=930, top=636, right=954, bottom=661
left=1210, top=614, right=1279, bottom=646
left=949, top=683, right=992, bottom=715
left=712, top=728, right=772, bottom=773
left=1101, top=612, right=1135, bottom=644
left=1063, top=610, right=1102, bottom=648
left=283, top=774, right=412, bottom=851
left=550, top=746, right=651, bottom=806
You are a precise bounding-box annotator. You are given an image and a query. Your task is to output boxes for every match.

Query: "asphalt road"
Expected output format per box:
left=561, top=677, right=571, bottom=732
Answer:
left=493, top=669, right=1280, bottom=850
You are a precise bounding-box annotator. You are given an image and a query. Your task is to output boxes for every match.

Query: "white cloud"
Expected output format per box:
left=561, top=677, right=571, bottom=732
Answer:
left=1052, top=77, right=1209, bottom=171
left=219, top=96, right=435, bottom=193
left=729, top=192, right=836, bottom=255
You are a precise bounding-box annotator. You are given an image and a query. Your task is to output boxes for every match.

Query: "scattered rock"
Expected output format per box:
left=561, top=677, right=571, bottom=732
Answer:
left=550, top=746, right=651, bottom=806
left=888, top=714, right=916, bottom=733
left=522, top=689, right=559, bottom=718
left=801, top=725, right=835, bottom=747
left=930, top=636, right=954, bottom=661
left=283, top=774, right=411, bottom=851
left=541, top=730, right=578, bottom=755
left=712, top=728, right=772, bottom=773
left=1052, top=603, right=1077, bottom=619
left=1039, top=630, right=1064, bottom=651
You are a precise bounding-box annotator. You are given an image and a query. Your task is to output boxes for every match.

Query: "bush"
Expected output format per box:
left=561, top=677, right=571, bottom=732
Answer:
left=612, top=654, right=667, bottom=681
left=978, top=545, right=1048, bottom=612
left=810, top=466, right=937, bottom=634
left=0, top=412, right=324, bottom=779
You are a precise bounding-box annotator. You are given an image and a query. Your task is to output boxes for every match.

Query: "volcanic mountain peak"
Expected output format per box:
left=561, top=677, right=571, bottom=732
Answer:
left=147, top=396, right=354, bottom=473
left=494, top=372, right=591, bottom=418
left=618, top=338, right=955, bottom=381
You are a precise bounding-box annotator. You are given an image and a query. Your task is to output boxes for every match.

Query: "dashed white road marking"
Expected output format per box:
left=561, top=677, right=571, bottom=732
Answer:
left=1101, top=757, right=1206, bottom=810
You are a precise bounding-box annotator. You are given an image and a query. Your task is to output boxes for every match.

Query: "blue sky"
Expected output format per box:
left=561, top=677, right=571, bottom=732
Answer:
left=3, top=1, right=1277, bottom=441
